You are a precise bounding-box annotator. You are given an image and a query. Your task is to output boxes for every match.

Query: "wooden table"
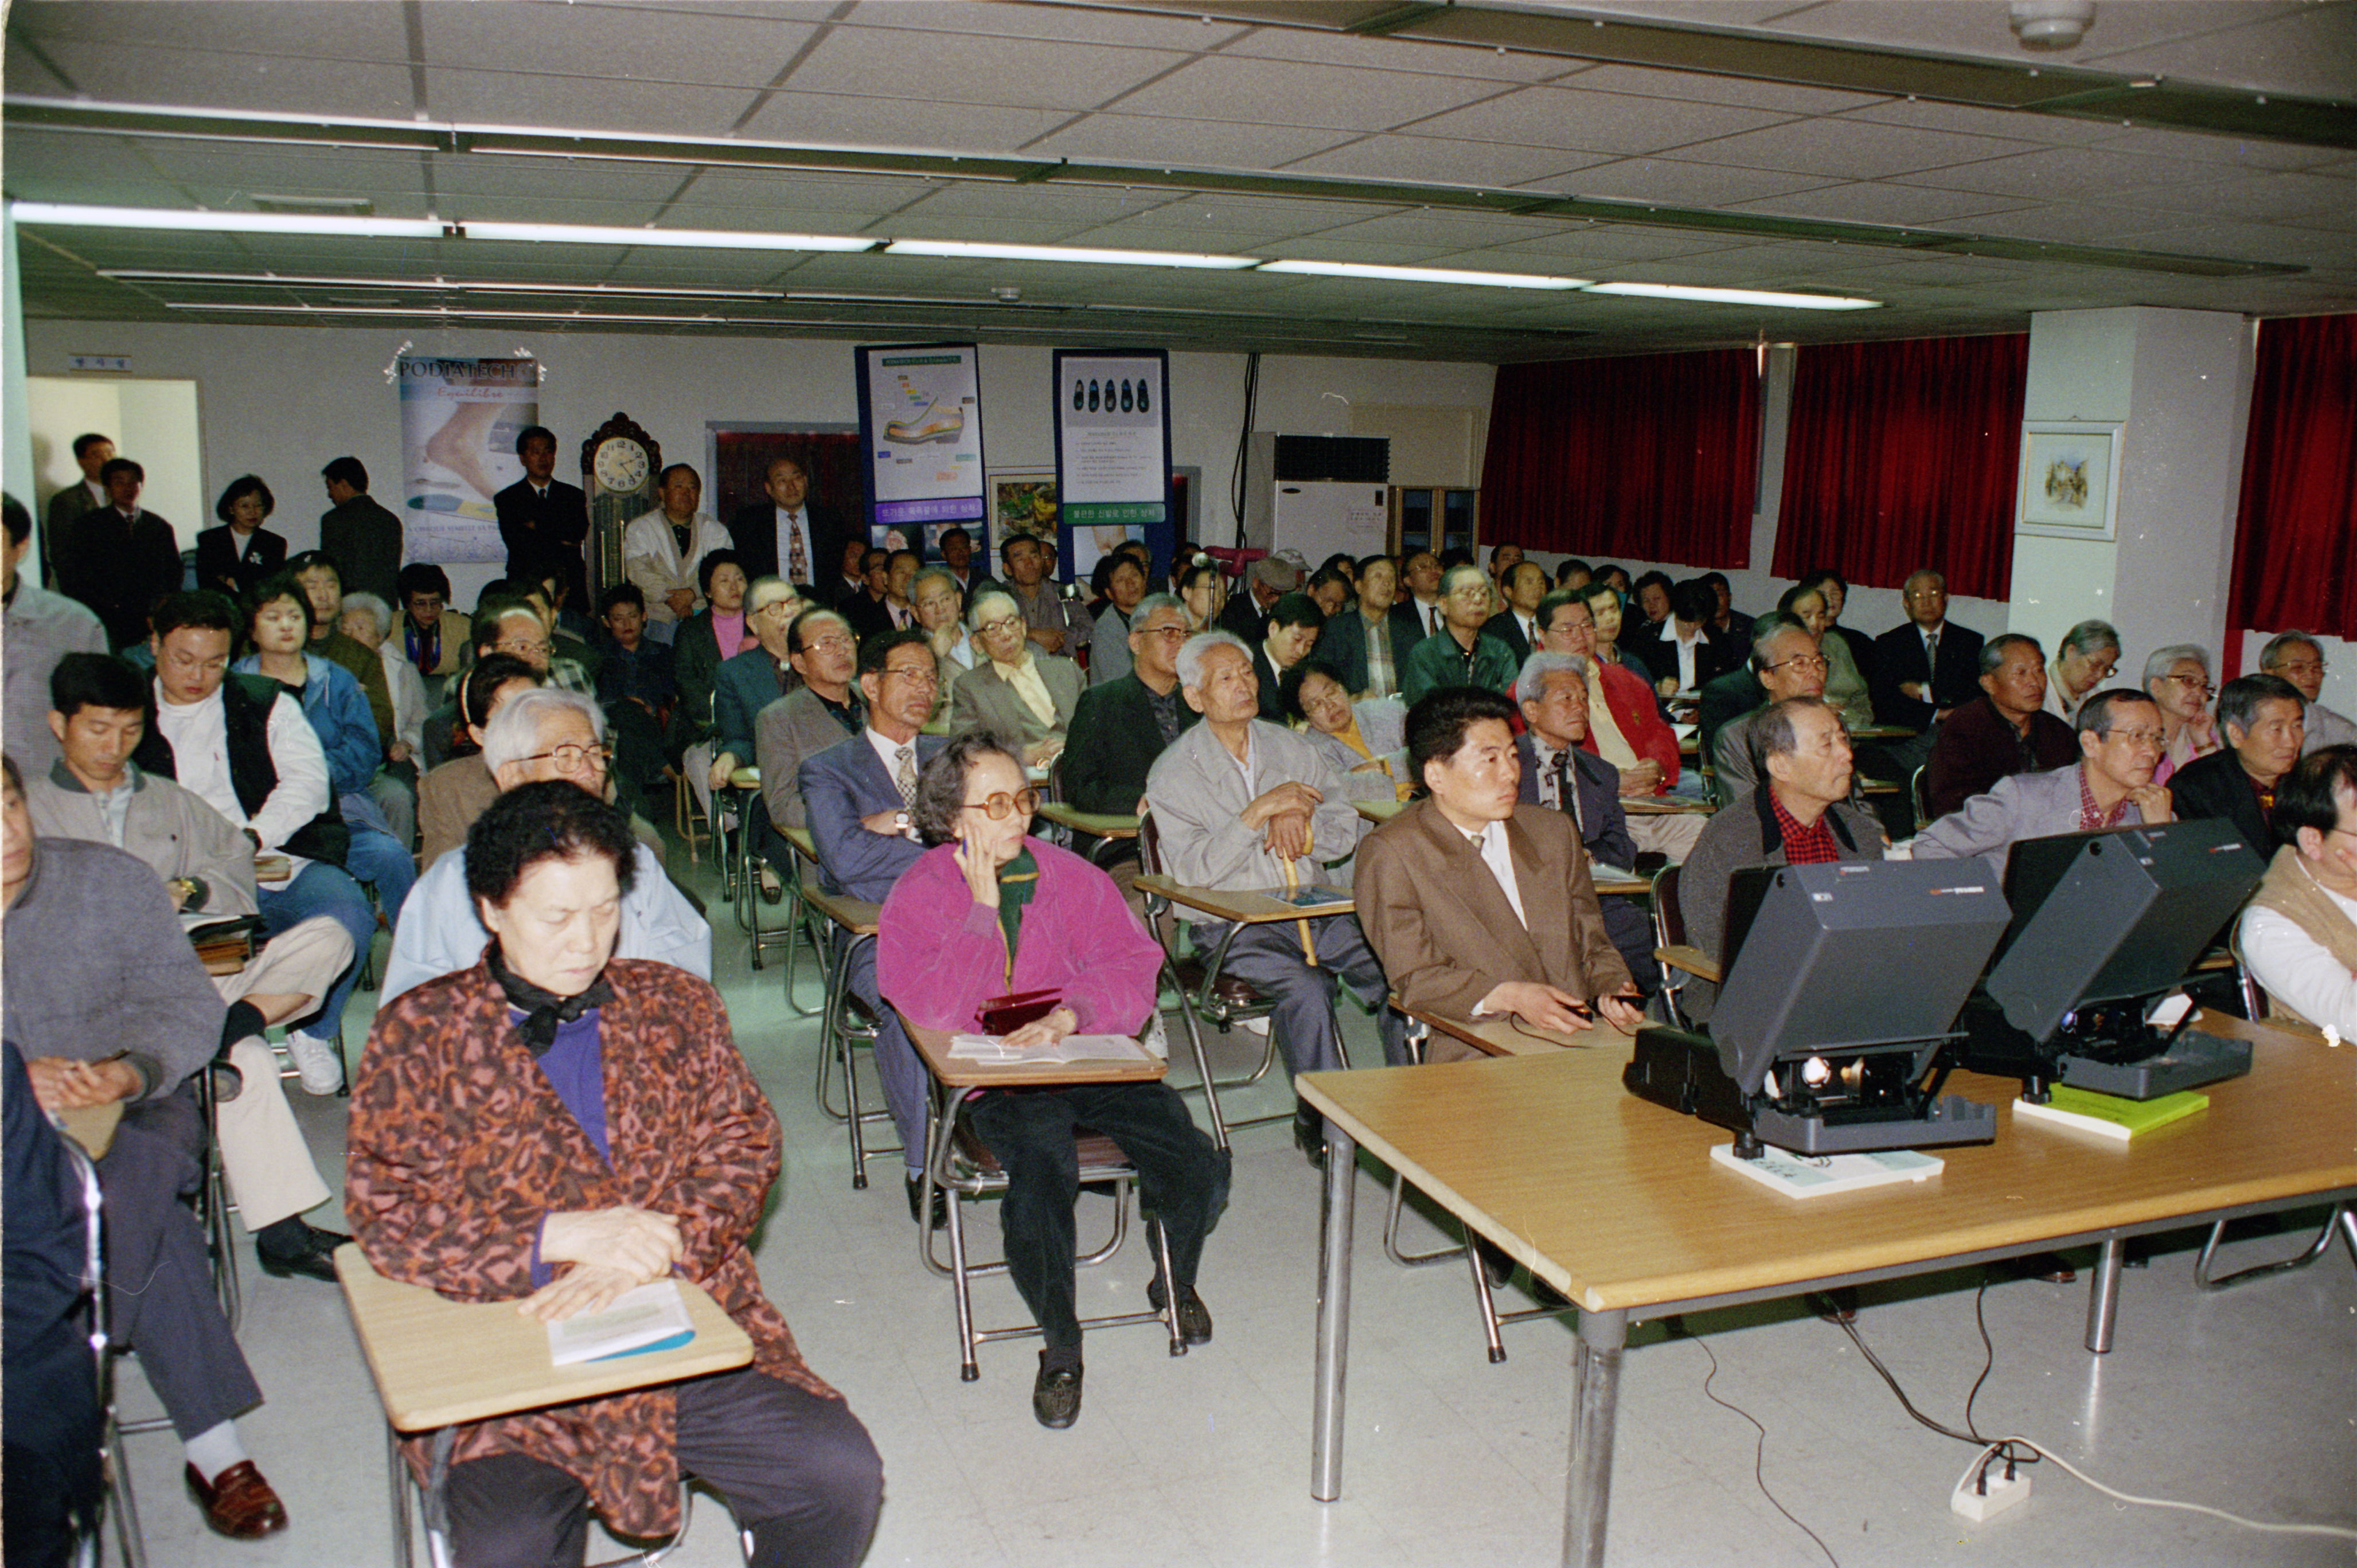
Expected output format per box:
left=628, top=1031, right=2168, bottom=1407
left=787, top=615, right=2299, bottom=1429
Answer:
left=1297, top=1013, right=2357, bottom=1567
left=1622, top=796, right=1713, bottom=816
left=1352, top=798, right=1406, bottom=825
left=1403, top=1002, right=1633, bottom=1059
left=336, top=1244, right=751, bottom=1567
left=1133, top=875, right=1354, bottom=926
left=1035, top=801, right=1140, bottom=840
left=903, top=1018, right=1168, bottom=1090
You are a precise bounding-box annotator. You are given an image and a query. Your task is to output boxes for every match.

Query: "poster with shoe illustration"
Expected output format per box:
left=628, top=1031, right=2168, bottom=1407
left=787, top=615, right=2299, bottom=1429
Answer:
left=1054, top=349, right=1173, bottom=584
left=397, top=354, right=537, bottom=560
left=855, top=342, right=988, bottom=538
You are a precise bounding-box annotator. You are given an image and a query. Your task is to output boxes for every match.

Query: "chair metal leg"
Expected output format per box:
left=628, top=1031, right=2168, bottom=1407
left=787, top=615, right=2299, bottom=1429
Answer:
left=2195, top=1204, right=2357, bottom=1291
left=1464, top=1230, right=1510, bottom=1365
left=104, top=1409, right=147, bottom=1568
left=387, top=1421, right=413, bottom=1568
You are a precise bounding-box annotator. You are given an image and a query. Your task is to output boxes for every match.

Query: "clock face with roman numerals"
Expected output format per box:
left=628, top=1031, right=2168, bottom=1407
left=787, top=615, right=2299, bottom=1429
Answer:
left=593, top=436, right=649, bottom=494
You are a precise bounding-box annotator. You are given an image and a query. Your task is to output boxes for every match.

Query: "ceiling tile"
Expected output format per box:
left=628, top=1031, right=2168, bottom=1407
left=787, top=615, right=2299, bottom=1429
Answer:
left=1729, top=180, right=2034, bottom=227
left=1564, top=63, right=1888, bottom=115
left=888, top=183, right=1180, bottom=225
left=1279, top=135, right=1614, bottom=189
left=1834, top=98, right=2124, bottom=145
left=1555, top=157, right=1839, bottom=206
left=3, top=36, right=74, bottom=92
left=1020, top=114, right=1361, bottom=170
left=787, top=26, right=1188, bottom=112
left=2074, top=4, right=2357, bottom=99
left=2129, top=172, right=2357, bottom=225
left=734, top=93, right=1069, bottom=150
left=1215, top=25, right=1583, bottom=83
left=1898, top=146, right=2198, bottom=200
left=2079, top=126, right=2348, bottom=174
left=838, top=1, right=1248, bottom=52
left=425, top=69, right=760, bottom=135
left=1107, top=55, right=1513, bottom=134
left=1303, top=210, right=1583, bottom=249
left=429, top=159, right=693, bottom=204
left=7, top=0, right=415, bottom=63
left=1406, top=85, right=1795, bottom=155
left=1672, top=118, right=2045, bottom=180
left=30, top=39, right=416, bottom=118
left=422, top=5, right=817, bottom=91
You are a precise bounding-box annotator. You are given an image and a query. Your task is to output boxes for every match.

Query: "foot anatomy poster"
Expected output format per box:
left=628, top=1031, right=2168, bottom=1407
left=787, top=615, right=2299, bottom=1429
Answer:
left=856, top=343, right=988, bottom=537
left=397, top=355, right=537, bottom=562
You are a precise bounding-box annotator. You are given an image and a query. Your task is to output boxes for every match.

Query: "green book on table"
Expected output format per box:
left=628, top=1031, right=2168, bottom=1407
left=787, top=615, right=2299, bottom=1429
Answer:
left=2012, top=1084, right=2210, bottom=1141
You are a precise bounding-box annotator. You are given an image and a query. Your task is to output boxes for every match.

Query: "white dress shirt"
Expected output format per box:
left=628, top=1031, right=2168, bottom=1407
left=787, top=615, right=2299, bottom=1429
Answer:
left=153, top=680, right=330, bottom=870
left=2238, top=874, right=2357, bottom=1038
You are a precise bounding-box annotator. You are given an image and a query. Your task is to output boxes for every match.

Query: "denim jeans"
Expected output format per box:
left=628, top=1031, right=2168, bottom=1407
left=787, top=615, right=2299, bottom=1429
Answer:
left=255, top=861, right=373, bottom=1035
left=340, top=824, right=416, bottom=937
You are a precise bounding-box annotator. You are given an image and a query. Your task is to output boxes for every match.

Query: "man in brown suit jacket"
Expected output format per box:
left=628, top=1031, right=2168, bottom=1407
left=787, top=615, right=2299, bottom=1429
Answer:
left=1355, top=686, right=1641, bottom=1061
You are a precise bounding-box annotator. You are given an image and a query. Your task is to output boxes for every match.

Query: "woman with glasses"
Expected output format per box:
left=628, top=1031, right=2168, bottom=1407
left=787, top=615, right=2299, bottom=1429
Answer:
left=1281, top=658, right=1410, bottom=804
left=876, top=734, right=1226, bottom=1431
left=2143, top=644, right=2222, bottom=785
left=350, top=781, right=881, bottom=1567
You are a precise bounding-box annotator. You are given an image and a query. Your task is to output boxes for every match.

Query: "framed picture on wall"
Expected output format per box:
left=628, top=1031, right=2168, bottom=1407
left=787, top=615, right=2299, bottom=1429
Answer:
left=2017, top=420, right=2123, bottom=541
left=992, top=470, right=1058, bottom=553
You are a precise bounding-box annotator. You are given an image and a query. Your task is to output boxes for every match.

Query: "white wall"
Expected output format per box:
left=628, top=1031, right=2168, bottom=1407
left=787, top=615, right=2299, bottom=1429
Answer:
left=24, top=376, right=206, bottom=552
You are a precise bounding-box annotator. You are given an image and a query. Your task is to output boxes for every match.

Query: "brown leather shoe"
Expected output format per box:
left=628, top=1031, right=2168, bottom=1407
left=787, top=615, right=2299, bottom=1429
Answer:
left=186, top=1460, right=288, bottom=1539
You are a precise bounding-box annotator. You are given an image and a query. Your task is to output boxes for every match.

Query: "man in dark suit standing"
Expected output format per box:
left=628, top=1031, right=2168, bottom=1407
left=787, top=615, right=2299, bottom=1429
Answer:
left=797, top=627, right=947, bottom=1225
left=42, top=431, right=112, bottom=582
left=317, top=456, right=404, bottom=605
left=492, top=424, right=588, bottom=611
left=1062, top=594, right=1196, bottom=881
left=56, top=458, right=181, bottom=650
left=723, top=455, right=849, bottom=600
left=1870, top=568, right=1984, bottom=731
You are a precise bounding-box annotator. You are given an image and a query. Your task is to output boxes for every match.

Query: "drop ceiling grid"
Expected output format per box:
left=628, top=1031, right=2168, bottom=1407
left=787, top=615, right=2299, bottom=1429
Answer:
left=417, top=4, right=820, bottom=89
left=776, top=26, right=1197, bottom=114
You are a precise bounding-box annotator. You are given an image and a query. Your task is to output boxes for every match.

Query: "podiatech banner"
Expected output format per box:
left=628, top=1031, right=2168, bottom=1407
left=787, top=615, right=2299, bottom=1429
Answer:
left=854, top=343, right=986, bottom=541
left=1053, top=349, right=1172, bottom=584
left=397, top=355, right=537, bottom=563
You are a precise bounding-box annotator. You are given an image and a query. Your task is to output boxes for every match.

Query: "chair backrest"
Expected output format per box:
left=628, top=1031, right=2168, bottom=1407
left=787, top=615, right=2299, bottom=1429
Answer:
left=1137, top=808, right=1166, bottom=877
left=1651, top=861, right=1685, bottom=950
left=1910, top=764, right=1932, bottom=830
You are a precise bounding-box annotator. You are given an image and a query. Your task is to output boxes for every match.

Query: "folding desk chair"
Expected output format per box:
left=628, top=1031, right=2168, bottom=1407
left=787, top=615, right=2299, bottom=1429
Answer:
left=53, top=1135, right=149, bottom=1568
left=798, top=882, right=900, bottom=1189
left=1134, top=810, right=1285, bottom=1141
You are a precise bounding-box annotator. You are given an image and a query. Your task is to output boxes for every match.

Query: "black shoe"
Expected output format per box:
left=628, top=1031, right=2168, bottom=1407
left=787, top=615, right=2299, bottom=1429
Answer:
left=1032, top=1353, right=1083, bottom=1429
left=1293, top=1106, right=1326, bottom=1168
left=1148, top=1280, right=1214, bottom=1344
left=256, top=1222, right=348, bottom=1283
left=905, top=1174, right=946, bottom=1230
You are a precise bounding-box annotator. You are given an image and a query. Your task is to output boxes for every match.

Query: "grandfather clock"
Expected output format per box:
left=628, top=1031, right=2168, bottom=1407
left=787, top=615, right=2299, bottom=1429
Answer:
left=581, top=412, right=660, bottom=594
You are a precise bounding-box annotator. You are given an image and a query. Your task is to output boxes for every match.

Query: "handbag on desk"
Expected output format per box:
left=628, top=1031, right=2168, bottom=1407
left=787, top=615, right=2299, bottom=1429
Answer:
left=980, top=988, right=1060, bottom=1035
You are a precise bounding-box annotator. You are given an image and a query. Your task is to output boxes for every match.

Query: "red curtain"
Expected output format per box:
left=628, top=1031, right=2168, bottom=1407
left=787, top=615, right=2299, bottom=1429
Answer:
left=1480, top=350, right=1759, bottom=568
left=2229, top=314, right=2357, bottom=639
left=1771, top=334, right=2027, bottom=601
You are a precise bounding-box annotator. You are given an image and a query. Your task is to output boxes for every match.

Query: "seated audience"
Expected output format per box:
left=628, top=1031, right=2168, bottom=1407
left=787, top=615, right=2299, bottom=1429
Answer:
left=196, top=475, right=287, bottom=601
left=1778, top=580, right=1871, bottom=730
left=1145, top=632, right=1406, bottom=1161
left=673, top=549, right=750, bottom=742
left=3, top=493, right=108, bottom=777
left=385, top=687, right=711, bottom=1001
left=1088, top=553, right=1150, bottom=687
left=520, top=572, right=602, bottom=691
left=134, top=591, right=373, bottom=1095
left=287, top=550, right=397, bottom=754
left=1486, top=542, right=1524, bottom=589
left=877, top=735, right=1226, bottom=1430
left=797, top=628, right=947, bottom=1222
left=1911, top=688, right=2173, bottom=871
left=417, top=654, right=538, bottom=867
left=2168, top=672, right=2305, bottom=850
left=594, top=581, right=682, bottom=805
left=2046, top=619, right=2121, bottom=725
left=392, top=561, right=470, bottom=688
left=910, top=566, right=974, bottom=701
left=422, top=596, right=555, bottom=771
left=1061, top=593, right=1196, bottom=874
left=1305, top=565, right=1352, bottom=623
left=1921, top=633, right=2079, bottom=820
left=1701, top=570, right=1742, bottom=639
left=1312, top=554, right=1421, bottom=700
left=1000, top=533, right=1092, bottom=660
left=1400, top=564, right=1518, bottom=704
left=1680, top=697, right=1885, bottom=1022
left=235, top=574, right=417, bottom=930
left=621, top=463, right=729, bottom=639
left=28, top=653, right=354, bottom=1281
left=2144, top=643, right=2222, bottom=784
left=1254, top=592, right=1326, bottom=719
left=1283, top=660, right=1408, bottom=803
left=1531, top=590, right=1704, bottom=860
left=1215, top=554, right=1296, bottom=646
left=950, top=589, right=1082, bottom=768
left=339, top=591, right=428, bottom=775
left=1595, top=562, right=1633, bottom=598
left=1177, top=554, right=1227, bottom=634
left=349, top=781, right=881, bottom=1568
left=1631, top=577, right=1738, bottom=699
left=1630, top=570, right=1673, bottom=631
left=1578, top=577, right=1645, bottom=677
left=2235, top=745, right=2357, bottom=1035
left=1510, top=651, right=1656, bottom=987
left=700, top=575, right=803, bottom=836
left=1870, top=568, right=1984, bottom=731
left=2, top=758, right=290, bottom=1539
left=1482, top=560, right=1549, bottom=663
left=936, top=523, right=994, bottom=604
left=757, top=607, right=867, bottom=838
left=1399, top=550, right=1445, bottom=640
left=2259, top=631, right=2357, bottom=752
left=1555, top=557, right=1593, bottom=592
left=1711, top=613, right=1830, bottom=808
left=1797, top=567, right=1879, bottom=700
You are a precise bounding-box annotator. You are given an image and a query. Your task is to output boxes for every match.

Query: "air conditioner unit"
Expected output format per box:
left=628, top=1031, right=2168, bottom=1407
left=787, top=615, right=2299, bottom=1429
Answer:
left=1242, top=433, right=1390, bottom=564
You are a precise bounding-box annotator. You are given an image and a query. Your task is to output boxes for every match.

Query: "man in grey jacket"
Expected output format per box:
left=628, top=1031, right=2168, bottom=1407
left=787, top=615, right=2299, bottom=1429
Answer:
left=1910, top=688, right=2173, bottom=874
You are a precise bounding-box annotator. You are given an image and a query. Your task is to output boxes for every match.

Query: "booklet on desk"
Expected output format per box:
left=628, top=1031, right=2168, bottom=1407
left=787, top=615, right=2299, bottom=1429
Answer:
left=947, top=1033, right=1153, bottom=1065
left=2012, top=1084, right=2209, bottom=1141
left=1710, top=1143, right=1945, bottom=1198
left=546, top=1280, right=696, bottom=1366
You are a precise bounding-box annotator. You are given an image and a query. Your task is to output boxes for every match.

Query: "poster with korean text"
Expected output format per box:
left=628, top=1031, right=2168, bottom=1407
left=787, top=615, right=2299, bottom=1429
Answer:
left=854, top=343, right=987, bottom=546
left=397, top=354, right=537, bottom=562
left=1053, top=349, right=1172, bottom=585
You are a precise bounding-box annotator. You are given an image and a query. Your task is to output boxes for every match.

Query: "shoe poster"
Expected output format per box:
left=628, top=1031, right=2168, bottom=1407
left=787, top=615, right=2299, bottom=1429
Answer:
left=854, top=342, right=988, bottom=538
left=396, top=354, right=537, bottom=562
left=1053, top=349, right=1173, bottom=584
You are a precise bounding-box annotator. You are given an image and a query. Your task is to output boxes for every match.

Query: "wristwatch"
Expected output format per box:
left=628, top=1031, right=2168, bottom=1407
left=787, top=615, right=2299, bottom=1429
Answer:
left=893, top=810, right=911, bottom=835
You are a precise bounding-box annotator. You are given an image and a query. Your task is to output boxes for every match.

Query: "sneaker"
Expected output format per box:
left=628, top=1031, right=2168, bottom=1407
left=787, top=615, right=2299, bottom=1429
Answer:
left=283, top=1031, right=344, bottom=1096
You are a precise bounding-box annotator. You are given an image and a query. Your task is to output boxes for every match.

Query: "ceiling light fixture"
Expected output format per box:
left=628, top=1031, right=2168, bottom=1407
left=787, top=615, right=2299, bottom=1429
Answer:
left=881, top=238, right=1256, bottom=269
left=10, top=201, right=445, bottom=240
left=461, top=220, right=872, bottom=253
left=97, top=268, right=783, bottom=300
left=1581, top=281, right=1882, bottom=310
left=1255, top=259, right=1589, bottom=289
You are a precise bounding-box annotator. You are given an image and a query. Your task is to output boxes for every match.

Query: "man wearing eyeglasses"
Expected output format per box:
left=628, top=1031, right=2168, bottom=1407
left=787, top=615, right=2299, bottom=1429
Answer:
left=2260, top=632, right=2357, bottom=753
left=754, top=607, right=863, bottom=839
left=1921, top=633, right=2079, bottom=820
left=1711, top=616, right=1834, bottom=808
left=1398, top=564, right=1519, bottom=706
left=1912, top=687, right=2173, bottom=873
left=381, top=686, right=711, bottom=1001
left=799, top=628, right=950, bottom=1225
left=1063, top=595, right=1197, bottom=896
left=950, top=589, right=1082, bottom=769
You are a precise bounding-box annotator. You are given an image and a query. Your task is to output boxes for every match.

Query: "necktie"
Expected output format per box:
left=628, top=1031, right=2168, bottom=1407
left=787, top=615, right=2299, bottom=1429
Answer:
left=776, top=659, right=793, bottom=695
left=1554, top=750, right=1581, bottom=834
left=1925, top=628, right=1940, bottom=675
left=895, top=745, right=918, bottom=805
left=786, top=510, right=807, bottom=581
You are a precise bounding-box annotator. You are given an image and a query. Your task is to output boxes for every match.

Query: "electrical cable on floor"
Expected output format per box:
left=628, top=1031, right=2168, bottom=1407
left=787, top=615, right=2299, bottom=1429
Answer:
left=1949, top=1441, right=2357, bottom=1542
left=1692, top=1335, right=1839, bottom=1568
left=1832, top=1275, right=2038, bottom=1471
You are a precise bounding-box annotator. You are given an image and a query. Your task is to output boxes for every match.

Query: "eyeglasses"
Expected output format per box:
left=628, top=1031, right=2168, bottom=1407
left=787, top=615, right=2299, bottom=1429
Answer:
left=1760, top=654, right=1830, bottom=675
left=881, top=663, right=938, bottom=688
left=802, top=633, right=854, bottom=654
left=2161, top=674, right=2217, bottom=698
left=961, top=788, right=1040, bottom=820
left=522, top=741, right=612, bottom=774
left=2106, top=728, right=2168, bottom=749
left=496, top=637, right=553, bottom=658
left=976, top=615, right=1024, bottom=638
left=2272, top=660, right=2328, bottom=678
left=1138, top=624, right=1191, bottom=641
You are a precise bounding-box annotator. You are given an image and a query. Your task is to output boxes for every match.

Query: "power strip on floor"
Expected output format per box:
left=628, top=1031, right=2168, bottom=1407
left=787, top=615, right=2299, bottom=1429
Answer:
left=1952, top=1465, right=2032, bottom=1522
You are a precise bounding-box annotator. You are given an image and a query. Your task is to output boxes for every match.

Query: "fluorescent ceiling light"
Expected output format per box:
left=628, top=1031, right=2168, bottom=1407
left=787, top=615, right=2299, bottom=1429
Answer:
left=883, top=238, right=1256, bottom=269
left=10, top=201, right=444, bottom=240
left=99, top=268, right=782, bottom=300
left=1582, top=281, right=1882, bottom=310
left=461, top=220, right=872, bottom=253
left=1256, top=259, right=1589, bottom=290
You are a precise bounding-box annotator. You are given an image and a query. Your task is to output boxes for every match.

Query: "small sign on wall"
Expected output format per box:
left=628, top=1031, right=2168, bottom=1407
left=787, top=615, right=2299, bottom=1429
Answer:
left=67, top=354, right=129, bottom=373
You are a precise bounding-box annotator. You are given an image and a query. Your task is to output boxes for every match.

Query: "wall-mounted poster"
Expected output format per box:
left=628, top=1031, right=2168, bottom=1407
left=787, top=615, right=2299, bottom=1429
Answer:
left=398, top=355, right=537, bottom=563
left=1053, top=349, right=1173, bottom=584
left=854, top=342, right=986, bottom=539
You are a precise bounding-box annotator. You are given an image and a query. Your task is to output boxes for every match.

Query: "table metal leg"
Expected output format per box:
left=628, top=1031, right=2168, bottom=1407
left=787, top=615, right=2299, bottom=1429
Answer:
left=386, top=1422, right=411, bottom=1568
left=1312, top=1122, right=1357, bottom=1503
left=1565, top=1306, right=1628, bottom=1568
left=2084, top=1237, right=2124, bottom=1354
